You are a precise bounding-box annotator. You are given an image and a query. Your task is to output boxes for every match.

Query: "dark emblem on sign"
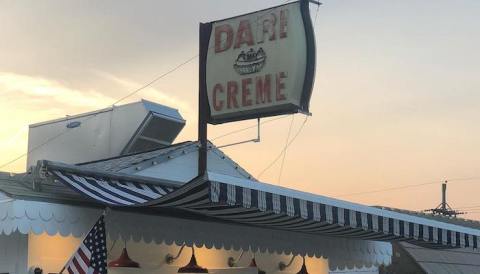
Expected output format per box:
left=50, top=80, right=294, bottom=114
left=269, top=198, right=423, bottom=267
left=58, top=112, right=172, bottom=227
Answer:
left=233, top=47, right=266, bottom=75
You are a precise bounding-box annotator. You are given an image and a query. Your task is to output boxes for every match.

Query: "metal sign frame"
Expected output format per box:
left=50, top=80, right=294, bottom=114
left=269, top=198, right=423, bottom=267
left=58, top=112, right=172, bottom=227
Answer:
left=198, top=0, right=316, bottom=175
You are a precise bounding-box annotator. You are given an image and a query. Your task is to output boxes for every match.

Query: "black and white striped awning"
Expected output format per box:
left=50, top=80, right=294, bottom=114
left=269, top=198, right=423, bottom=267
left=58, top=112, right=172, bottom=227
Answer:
left=51, top=170, right=176, bottom=206
left=152, top=173, right=480, bottom=249
left=49, top=166, right=480, bottom=249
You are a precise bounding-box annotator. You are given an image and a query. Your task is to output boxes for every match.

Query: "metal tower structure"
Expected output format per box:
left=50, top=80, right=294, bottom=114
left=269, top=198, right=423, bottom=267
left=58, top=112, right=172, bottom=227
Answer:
left=424, top=181, right=464, bottom=217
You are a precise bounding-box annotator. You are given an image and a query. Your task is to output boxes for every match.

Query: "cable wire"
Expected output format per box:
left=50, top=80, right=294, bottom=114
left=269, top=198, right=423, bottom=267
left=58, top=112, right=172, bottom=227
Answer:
left=211, top=115, right=289, bottom=141
left=257, top=115, right=308, bottom=179
left=278, top=115, right=295, bottom=184
left=0, top=113, right=102, bottom=170
left=337, top=181, right=440, bottom=198
left=0, top=54, right=198, bottom=170
left=112, top=54, right=198, bottom=106
left=337, top=177, right=480, bottom=198
left=0, top=0, right=319, bottom=171
left=313, top=0, right=321, bottom=25
left=0, top=0, right=297, bottom=171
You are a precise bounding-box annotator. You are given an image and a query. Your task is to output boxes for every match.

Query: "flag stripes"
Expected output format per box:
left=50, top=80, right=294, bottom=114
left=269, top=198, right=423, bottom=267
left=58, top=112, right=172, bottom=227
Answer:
left=62, top=216, right=107, bottom=274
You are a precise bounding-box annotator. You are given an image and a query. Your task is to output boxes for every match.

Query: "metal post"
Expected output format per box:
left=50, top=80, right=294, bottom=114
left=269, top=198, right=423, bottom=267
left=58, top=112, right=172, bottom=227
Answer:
left=198, top=23, right=209, bottom=177
left=442, top=181, right=447, bottom=211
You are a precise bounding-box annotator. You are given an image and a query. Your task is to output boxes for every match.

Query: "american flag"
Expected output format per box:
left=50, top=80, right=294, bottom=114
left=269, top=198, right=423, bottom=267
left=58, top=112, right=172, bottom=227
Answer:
left=61, top=215, right=107, bottom=274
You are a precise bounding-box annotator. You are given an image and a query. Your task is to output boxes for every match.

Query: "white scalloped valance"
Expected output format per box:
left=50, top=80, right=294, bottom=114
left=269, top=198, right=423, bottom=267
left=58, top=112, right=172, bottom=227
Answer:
left=0, top=198, right=391, bottom=270
left=0, top=198, right=100, bottom=237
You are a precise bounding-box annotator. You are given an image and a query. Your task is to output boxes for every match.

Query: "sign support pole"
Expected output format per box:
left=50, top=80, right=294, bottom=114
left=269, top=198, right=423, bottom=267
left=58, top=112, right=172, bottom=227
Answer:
left=198, top=23, right=209, bottom=177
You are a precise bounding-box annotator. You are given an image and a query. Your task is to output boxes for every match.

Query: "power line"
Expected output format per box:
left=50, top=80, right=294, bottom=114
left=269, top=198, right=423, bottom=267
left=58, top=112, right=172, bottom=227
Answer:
left=456, top=206, right=480, bottom=210
left=313, top=0, right=321, bottom=25
left=0, top=113, right=101, bottom=170
left=0, top=55, right=198, bottom=170
left=454, top=204, right=480, bottom=210
left=263, top=0, right=319, bottom=183
left=257, top=115, right=309, bottom=179
left=0, top=0, right=322, bottom=171
left=444, top=176, right=480, bottom=183
left=112, top=54, right=198, bottom=106
left=278, top=115, right=295, bottom=184
left=337, top=177, right=480, bottom=198
left=211, top=115, right=289, bottom=141
left=2, top=3, right=258, bottom=169
left=338, top=181, right=439, bottom=198
left=0, top=0, right=298, bottom=171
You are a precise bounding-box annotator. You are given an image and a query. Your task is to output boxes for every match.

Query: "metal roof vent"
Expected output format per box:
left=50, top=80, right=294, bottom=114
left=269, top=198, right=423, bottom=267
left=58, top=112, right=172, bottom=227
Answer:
left=26, top=100, right=185, bottom=169
left=122, top=111, right=185, bottom=154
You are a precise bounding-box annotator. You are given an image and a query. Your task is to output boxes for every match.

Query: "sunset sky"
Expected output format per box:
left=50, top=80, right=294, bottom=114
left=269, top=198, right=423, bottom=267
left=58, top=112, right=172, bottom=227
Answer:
left=1, top=0, right=479, bottom=218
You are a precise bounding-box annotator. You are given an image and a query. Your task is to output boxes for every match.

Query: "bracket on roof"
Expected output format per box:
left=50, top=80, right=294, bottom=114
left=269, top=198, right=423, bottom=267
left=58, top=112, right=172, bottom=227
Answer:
left=32, top=160, right=48, bottom=192
left=216, top=118, right=261, bottom=149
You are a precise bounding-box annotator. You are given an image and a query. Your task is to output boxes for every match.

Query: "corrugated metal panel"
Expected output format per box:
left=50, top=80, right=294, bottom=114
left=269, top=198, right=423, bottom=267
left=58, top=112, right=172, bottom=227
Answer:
left=401, top=242, right=480, bottom=274
left=1, top=141, right=256, bottom=201
left=407, top=248, right=480, bottom=266
left=80, top=141, right=193, bottom=172
left=419, top=262, right=480, bottom=274
left=0, top=173, right=86, bottom=203
left=80, top=141, right=256, bottom=181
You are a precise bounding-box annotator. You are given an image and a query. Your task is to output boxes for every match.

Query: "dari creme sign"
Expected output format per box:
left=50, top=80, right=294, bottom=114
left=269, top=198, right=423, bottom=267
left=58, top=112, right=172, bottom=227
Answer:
left=200, top=0, right=316, bottom=124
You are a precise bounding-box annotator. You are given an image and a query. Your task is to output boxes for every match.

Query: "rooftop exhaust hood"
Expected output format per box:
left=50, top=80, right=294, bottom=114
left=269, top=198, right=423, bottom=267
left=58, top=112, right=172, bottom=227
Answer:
left=26, top=100, right=185, bottom=169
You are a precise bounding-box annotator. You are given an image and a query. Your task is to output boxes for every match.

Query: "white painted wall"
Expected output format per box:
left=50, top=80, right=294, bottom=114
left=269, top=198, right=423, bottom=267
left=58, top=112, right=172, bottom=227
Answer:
left=102, top=239, right=330, bottom=274
left=23, top=234, right=329, bottom=274
left=0, top=231, right=28, bottom=274
left=28, top=233, right=81, bottom=274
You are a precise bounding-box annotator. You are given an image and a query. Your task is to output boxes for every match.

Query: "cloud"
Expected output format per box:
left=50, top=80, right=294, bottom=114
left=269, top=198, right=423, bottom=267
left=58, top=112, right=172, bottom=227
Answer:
left=93, top=70, right=190, bottom=110
left=0, top=71, right=194, bottom=172
left=0, top=72, right=118, bottom=171
left=92, top=70, right=192, bottom=117
left=0, top=72, right=114, bottom=111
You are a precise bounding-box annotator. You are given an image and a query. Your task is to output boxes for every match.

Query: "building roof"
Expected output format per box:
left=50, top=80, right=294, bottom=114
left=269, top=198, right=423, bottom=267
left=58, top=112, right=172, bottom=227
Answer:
left=0, top=140, right=254, bottom=203
left=79, top=141, right=256, bottom=181
left=78, top=141, right=193, bottom=172
left=399, top=242, right=480, bottom=274
left=2, top=142, right=480, bottom=251
left=0, top=171, right=84, bottom=203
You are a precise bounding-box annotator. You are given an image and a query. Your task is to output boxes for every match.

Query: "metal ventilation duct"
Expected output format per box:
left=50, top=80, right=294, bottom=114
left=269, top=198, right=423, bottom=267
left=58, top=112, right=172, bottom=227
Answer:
left=122, top=111, right=186, bottom=154
left=27, top=100, right=185, bottom=169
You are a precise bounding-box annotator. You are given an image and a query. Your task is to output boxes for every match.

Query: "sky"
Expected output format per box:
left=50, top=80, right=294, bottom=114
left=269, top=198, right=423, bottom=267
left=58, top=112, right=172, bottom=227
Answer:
left=0, top=0, right=479, bottom=218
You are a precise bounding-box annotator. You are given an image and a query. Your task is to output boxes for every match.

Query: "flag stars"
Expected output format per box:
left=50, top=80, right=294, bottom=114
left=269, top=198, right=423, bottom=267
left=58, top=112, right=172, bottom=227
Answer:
left=65, top=216, right=107, bottom=274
